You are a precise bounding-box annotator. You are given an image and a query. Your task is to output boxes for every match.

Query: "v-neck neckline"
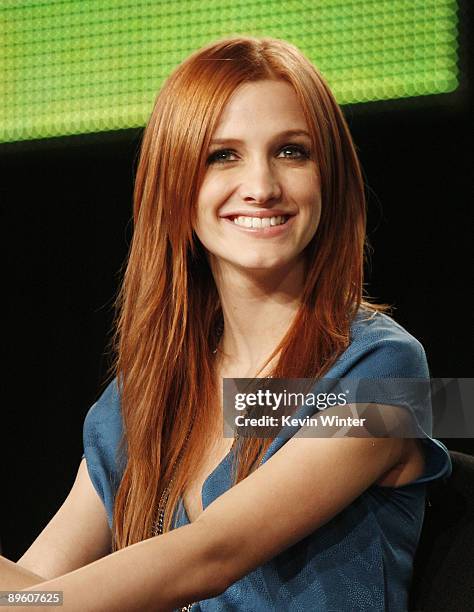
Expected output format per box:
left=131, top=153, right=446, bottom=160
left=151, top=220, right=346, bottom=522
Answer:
left=182, top=446, right=235, bottom=523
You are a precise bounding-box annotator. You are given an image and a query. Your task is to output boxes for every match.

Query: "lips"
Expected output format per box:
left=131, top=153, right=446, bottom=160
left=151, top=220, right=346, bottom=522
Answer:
left=220, top=211, right=295, bottom=220
left=233, top=214, right=289, bottom=228
left=220, top=212, right=296, bottom=237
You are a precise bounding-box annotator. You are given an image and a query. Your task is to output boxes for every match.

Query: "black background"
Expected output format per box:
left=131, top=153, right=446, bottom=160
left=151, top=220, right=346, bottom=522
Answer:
left=2, top=7, right=473, bottom=561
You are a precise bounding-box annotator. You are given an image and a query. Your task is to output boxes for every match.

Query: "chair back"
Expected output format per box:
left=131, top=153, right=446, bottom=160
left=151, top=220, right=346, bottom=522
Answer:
left=409, top=451, right=474, bottom=611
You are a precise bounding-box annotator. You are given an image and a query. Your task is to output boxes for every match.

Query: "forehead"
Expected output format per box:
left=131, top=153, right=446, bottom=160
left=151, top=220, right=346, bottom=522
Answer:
left=212, top=80, right=309, bottom=138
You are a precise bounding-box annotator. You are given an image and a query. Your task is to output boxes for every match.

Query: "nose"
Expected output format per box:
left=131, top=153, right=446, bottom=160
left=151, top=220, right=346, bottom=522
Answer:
left=237, top=159, right=282, bottom=205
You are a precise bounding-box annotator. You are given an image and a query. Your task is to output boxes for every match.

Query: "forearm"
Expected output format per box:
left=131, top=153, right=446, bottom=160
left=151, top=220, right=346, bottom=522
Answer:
left=0, top=556, right=45, bottom=589
left=22, top=521, right=227, bottom=612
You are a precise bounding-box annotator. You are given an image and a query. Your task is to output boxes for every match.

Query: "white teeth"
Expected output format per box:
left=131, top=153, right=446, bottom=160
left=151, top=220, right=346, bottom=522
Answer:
left=233, top=215, right=287, bottom=228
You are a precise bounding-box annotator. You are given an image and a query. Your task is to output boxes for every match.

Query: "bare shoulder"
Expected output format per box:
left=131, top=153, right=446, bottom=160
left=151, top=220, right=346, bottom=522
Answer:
left=17, top=458, right=111, bottom=580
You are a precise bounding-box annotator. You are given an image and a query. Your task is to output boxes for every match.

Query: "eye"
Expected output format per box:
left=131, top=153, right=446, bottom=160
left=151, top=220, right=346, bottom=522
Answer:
left=206, top=149, right=237, bottom=165
left=278, top=144, right=310, bottom=160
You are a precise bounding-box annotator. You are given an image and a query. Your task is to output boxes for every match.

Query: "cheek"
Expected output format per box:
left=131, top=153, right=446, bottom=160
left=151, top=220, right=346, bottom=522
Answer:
left=194, top=183, right=215, bottom=235
left=295, top=180, right=322, bottom=237
left=194, top=179, right=228, bottom=241
left=294, top=181, right=321, bottom=215
left=286, top=168, right=319, bottom=199
left=197, top=174, right=233, bottom=211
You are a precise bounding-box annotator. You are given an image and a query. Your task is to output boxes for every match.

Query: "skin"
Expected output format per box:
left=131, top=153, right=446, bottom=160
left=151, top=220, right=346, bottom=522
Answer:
left=184, top=81, right=323, bottom=521
left=194, top=79, right=321, bottom=374
left=3, top=80, right=424, bottom=611
left=195, top=79, right=321, bottom=273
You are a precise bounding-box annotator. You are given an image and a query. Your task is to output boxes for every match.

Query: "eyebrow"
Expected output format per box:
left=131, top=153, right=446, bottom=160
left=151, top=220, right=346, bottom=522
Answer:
left=209, top=129, right=311, bottom=146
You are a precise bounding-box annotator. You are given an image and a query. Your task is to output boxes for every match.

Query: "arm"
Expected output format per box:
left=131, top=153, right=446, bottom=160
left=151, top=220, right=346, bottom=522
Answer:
left=21, top=431, right=406, bottom=611
left=2, top=459, right=111, bottom=590
left=0, top=557, right=45, bottom=589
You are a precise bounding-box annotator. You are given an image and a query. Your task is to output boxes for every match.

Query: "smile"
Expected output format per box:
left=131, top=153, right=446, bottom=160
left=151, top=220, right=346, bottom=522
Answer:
left=222, top=214, right=295, bottom=237
left=232, top=215, right=289, bottom=228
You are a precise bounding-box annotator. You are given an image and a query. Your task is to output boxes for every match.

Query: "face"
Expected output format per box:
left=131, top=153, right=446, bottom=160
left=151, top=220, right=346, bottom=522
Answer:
left=194, top=80, right=321, bottom=275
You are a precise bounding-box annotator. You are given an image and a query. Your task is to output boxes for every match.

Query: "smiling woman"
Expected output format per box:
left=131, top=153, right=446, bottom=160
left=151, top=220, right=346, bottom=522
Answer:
left=12, top=37, right=451, bottom=612
left=195, top=80, right=321, bottom=272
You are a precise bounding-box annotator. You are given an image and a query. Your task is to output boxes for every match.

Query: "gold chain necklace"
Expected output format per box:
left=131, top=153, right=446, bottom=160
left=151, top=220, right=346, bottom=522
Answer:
left=151, top=327, right=270, bottom=610
left=151, top=431, right=270, bottom=612
left=151, top=329, right=223, bottom=611
left=151, top=423, right=195, bottom=612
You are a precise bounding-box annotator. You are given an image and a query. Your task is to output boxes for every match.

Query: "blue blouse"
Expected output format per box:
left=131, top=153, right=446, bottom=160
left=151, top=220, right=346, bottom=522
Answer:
left=82, top=311, right=452, bottom=611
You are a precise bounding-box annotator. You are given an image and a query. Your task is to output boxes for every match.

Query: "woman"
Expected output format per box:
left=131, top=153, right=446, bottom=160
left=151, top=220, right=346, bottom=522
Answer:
left=9, top=37, right=450, bottom=611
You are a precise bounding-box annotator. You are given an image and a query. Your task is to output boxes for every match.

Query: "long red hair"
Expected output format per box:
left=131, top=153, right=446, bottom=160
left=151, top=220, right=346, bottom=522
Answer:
left=111, top=36, right=386, bottom=550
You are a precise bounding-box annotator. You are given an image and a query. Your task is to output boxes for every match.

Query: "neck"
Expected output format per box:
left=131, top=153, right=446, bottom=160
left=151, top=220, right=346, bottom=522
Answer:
left=211, top=258, right=305, bottom=377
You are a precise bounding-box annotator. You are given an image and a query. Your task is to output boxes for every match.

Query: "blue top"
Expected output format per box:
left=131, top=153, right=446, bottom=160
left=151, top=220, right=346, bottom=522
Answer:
left=82, top=310, right=452, bottom=611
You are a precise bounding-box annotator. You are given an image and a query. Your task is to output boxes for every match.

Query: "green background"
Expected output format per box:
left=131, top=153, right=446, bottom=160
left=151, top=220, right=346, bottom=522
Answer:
left=1, top=0, right=459, bottom=143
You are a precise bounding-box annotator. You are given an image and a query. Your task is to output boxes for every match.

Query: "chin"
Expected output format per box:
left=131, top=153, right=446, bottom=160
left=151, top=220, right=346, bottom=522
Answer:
left=208, top=249, right=304, bottom=276
left=233, top=256, right=295, bottom=272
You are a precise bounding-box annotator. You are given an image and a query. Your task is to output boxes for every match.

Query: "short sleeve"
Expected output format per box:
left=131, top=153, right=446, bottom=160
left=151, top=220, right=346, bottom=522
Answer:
left=82, top=379, right=125, bottom=528
left=261, top=313, right=452, bottom=484
left=340, top=315, right=452, bottom=485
